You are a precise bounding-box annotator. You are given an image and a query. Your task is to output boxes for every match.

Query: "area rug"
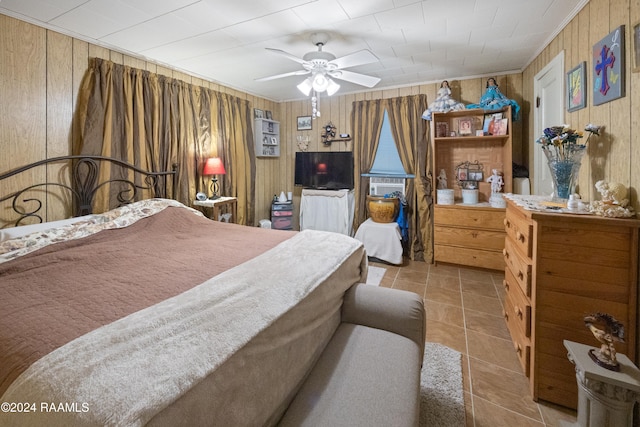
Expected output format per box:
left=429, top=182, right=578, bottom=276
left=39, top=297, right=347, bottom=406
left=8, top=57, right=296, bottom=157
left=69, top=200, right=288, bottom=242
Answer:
left=420, top=342, right=465, bottom=427
left=365, top=266, right=386, bottom=286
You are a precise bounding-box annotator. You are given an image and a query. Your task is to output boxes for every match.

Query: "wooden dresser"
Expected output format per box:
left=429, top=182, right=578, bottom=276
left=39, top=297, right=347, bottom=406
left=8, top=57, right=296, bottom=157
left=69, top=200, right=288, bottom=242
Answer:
left=502, top=197, right=640, bottom=409
left=434, top=204, right=506, bottom=271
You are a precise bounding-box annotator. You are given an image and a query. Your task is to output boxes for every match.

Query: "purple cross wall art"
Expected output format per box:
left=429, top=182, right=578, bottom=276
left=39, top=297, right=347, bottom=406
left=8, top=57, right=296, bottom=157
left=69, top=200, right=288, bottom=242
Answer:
left=593, top=25, right=625, bottom=106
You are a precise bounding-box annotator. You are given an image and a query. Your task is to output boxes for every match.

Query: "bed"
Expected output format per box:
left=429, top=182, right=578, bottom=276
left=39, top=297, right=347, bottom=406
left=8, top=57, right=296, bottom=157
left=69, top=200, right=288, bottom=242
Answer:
left=0, top=157, right=369, bottom=426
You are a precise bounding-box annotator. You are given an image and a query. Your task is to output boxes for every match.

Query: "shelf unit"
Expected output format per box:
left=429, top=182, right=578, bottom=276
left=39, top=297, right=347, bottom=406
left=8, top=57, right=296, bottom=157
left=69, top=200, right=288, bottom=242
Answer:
left=255, top=118, right=280, bottom=157
left=431, top=106, right=512, bottom=270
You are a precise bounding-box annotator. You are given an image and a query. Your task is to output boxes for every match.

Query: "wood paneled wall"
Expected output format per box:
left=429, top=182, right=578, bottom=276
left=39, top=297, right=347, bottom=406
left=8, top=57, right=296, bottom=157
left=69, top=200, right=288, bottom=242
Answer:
left=522, top=0, right=640, bottom=212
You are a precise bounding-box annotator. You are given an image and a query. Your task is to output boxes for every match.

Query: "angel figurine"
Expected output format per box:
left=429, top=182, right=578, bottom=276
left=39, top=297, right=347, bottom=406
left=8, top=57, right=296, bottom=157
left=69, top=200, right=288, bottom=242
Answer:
left=584, top=313, right=625, bottom=371
left=437, top=169, right=448, bottom=189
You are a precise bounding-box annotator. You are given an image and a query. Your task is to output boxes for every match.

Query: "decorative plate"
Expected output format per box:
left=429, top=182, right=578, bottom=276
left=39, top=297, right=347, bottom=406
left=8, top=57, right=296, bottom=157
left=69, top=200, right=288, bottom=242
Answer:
left=196, top=192, right=207, bottom=201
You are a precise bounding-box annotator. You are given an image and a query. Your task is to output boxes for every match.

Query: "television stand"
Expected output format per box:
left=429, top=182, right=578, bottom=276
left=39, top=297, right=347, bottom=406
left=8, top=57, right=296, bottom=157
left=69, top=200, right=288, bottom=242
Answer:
left=299, top=188, right=355, bottom=236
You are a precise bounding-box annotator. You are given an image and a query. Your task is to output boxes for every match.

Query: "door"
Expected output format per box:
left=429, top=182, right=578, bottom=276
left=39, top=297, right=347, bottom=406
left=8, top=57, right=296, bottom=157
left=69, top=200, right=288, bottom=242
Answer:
left=532, top=52, right=564, bottom=196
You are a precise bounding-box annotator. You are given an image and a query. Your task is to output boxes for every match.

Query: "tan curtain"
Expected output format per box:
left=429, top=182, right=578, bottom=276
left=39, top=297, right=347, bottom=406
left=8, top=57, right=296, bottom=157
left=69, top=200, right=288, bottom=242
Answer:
left=75, top=58, right=255, bottom=224
left=385, top=95, right=432, bottom=262
left=351, top=95, right=432, bottom=262
left=351, top=99, right=384, bottom=229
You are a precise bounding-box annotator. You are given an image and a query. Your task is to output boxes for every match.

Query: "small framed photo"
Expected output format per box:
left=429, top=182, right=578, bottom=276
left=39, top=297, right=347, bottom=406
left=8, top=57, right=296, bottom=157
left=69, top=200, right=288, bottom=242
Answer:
left=297, top=116, right=312, bottom=131
left=567, top=62, right=586, bottom=112
left=457, top=168, right=468, bottom=181
left=265, top=110, right=273, bottom=120
left=435, top=122, right=449, bottom=138
left=494, top=118, right=508, bottom=135
left=458, top=118, right=473, bottom=136
left=254, top=108, right=264, bottom=119
left=270, top=136, right=278, bottom=145
left=469, top=171, right=483, bottom=181
left=633, top=21, right=640, bottom=72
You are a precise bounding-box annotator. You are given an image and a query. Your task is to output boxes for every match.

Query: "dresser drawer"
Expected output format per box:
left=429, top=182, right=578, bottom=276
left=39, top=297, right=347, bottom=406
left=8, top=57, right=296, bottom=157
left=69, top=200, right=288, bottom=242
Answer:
left=434, top=206, right=505, bottom=230
left=435, top=244, right=505, bottom=271
left=503, top=273, right=531, bottom=337
left=504, top=208, right=533, bottom=257
left=504, top=295, right=531, bottom=376
left=434, top=225, right=505, bottom=251
left=503, top=237, right=532, bottom=297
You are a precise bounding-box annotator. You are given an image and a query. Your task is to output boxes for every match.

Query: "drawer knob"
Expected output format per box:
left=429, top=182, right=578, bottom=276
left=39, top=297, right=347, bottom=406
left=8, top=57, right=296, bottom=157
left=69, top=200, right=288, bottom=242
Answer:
left=518, top=271, right=524, bottom=280
left=503, top=310, right=508, bottom=320
left=503, top=248, right=509, bottom=258
left=516, top=231, right=524, bottom=242
left=504, top=218, right=510, bottom=228
left=515, top=305, right=523, bottom=318
left=514, top=343, right=522, bottom=353
left=503, top=280, right=509, bottom=290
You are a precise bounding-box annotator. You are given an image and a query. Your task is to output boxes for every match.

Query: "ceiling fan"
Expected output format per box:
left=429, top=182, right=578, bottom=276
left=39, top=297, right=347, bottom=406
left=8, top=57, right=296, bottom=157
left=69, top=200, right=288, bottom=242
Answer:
left=256, top=32, right=381, bottom=96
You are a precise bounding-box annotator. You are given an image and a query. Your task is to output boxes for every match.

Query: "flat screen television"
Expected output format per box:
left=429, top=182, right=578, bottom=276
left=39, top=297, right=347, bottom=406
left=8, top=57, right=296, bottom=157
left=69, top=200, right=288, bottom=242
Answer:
left=294, top=151, right=354, bottom=190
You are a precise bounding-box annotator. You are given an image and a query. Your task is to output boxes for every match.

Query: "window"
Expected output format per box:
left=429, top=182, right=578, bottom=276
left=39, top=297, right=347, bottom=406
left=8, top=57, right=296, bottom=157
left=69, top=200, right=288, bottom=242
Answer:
left=369, top=110, right=406, bottom=175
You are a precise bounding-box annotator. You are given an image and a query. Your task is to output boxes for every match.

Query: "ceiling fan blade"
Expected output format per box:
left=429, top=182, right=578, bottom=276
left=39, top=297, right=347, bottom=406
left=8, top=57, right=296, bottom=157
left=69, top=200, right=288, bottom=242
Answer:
left=255, top=70, right=310, bottom=82
left=328, top=50, right=378, bottom=69
left=265, top=47, right=308, bottom=65
left=329, top=70, right=381, bottom=88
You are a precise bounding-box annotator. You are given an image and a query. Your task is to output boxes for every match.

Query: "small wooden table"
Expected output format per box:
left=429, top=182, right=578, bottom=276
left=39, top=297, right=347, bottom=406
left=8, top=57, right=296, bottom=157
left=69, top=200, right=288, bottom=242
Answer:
left=193, top=197, right=237, bottom=223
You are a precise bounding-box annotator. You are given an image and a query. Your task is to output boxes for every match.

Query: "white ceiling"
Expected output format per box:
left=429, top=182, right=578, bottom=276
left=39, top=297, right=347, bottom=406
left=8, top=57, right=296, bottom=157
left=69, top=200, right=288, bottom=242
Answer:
left=1, top=0, right=587, bottom=102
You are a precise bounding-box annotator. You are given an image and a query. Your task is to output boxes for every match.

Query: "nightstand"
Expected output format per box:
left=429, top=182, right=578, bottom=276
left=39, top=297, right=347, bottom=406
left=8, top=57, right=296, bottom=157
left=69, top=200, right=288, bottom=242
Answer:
left=271, top=201, right=293, bottom=230
left=193, top=197, right=237, bottom=223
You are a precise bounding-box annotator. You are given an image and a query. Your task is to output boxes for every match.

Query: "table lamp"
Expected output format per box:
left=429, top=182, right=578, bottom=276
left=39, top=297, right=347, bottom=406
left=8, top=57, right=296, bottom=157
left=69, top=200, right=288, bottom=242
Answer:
left=203, top=157, right=226, bottom=199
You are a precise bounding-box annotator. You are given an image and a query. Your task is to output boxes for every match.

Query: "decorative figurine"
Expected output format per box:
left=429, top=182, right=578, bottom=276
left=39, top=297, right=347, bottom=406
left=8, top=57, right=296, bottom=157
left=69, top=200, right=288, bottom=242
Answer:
left=437, top=169, right=448, bottom=189
left=486, top=169, right=504, bottom=194
left=466, top=77, right=521, bottom=121
left=584, top=313, right=625, bottom=371
left=421, top=80, right=466, bottom=120
left=589, top=180, right=634, bottom=218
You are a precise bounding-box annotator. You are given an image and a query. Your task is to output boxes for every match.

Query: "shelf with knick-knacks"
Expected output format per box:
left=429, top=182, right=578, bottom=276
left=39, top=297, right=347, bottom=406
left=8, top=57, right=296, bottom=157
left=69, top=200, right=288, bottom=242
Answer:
left=255, top=118, right=280, bottom=157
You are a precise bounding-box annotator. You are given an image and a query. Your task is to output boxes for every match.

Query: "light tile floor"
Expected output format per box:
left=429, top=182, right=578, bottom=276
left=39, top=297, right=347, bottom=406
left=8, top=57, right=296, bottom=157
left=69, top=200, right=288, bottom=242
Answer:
left=371, top=258, right=578, bottom=426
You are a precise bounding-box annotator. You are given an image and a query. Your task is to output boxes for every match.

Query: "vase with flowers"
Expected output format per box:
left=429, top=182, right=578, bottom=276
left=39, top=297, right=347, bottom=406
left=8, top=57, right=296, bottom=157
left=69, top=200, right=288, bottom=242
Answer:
left=536, top=124, right=602, bottom=201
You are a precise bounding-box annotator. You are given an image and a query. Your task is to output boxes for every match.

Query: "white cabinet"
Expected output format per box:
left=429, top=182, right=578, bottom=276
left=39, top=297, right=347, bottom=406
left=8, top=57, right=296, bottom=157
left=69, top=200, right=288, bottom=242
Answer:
left=255, top=118, right=280, bottom=157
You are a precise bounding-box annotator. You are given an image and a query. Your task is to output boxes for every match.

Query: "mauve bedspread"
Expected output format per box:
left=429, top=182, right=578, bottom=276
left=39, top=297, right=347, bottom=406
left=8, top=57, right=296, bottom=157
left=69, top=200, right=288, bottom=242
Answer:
left=0, top=199, right=367, bottom=426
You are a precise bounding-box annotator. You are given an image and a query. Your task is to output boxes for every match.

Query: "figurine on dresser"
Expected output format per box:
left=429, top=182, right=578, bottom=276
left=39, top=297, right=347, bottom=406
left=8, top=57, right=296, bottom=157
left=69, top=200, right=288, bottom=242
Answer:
left=487, top=169, right=506, bottom=208
left=437, top=169, right=448, bottom=189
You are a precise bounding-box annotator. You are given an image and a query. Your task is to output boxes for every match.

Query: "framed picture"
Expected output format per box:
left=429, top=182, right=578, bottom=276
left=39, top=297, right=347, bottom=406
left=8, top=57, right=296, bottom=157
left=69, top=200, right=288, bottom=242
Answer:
left=270, top=136, right=278, bottom=145
left=566, top=62, right=586, bottom=112
left=494, top=118, right=508, bottom=135
left=482, top=115, right=493, bottom=135
left=265, top=110, right=273, bottom=120
left=297, top=116, right=312, bottom=131
left=592, top=25, right=625, bottom=106
left=468, top=171, right=483, bottom=181
left=254, top=108, right=264, bottom=119
left=633, top=21, right=640, bottom=72
left=435, top=122, right=449, bottom=138
left=458, top=118, right=472, bottom=136
left=457, top=168, right=468, bottom=181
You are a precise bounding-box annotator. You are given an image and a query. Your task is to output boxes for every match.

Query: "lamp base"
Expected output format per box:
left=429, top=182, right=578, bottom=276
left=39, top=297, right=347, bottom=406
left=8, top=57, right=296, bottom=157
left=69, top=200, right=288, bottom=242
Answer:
left=209, top=177, right=221, bottom=200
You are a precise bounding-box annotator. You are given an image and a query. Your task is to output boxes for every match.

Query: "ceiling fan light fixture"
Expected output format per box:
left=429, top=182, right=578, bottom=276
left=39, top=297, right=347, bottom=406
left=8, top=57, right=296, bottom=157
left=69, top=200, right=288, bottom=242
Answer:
left=312, top=73, right=330, bottom=92
left=297, top=77, right=313, bottom=96
left=326, top=78, right=340, bottom=96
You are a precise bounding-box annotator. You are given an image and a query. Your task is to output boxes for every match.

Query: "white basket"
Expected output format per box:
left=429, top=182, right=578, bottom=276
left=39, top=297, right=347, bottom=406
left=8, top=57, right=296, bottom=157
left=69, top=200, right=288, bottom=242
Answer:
left=436, top=189, right=454, bottom=205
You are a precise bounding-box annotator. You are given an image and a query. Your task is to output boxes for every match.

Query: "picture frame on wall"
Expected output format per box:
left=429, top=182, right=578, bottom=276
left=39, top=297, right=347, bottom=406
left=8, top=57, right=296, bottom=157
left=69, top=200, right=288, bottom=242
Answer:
left=592, top=25, right=625, bottom=106
left=297, top=116, right=312, bottom=131
left=633, top=21, right=640, bottom=72
left=566, top=62, right=586, bottom=112
left=265, top=110, right=273, bottom=120
left=254, top=108, right=264, bottom=119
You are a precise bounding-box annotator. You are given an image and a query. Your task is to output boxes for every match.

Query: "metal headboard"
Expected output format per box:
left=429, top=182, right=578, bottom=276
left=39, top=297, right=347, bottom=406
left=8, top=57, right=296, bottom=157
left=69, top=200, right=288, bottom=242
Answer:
left=0, top=155, right=178, bottom=226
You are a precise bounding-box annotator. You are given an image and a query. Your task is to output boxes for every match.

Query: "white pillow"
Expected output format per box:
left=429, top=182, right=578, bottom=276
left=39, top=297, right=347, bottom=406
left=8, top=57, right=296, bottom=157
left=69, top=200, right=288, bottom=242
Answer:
left=0, top=216, right=92, bottom=242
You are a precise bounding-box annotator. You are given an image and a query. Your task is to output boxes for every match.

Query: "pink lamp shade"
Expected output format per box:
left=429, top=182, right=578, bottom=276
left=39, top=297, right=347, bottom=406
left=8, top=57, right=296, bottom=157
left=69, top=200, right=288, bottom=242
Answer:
left=203, top=157, right=226, bottom=176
